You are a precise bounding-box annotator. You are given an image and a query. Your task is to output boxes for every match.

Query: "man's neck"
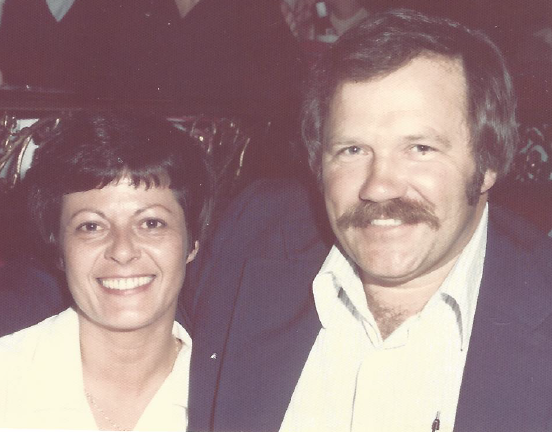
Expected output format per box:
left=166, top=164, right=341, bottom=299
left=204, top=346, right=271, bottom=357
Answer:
left=363, top=258, right=458, bottom=340
left=361, top=198, right=490, bottom=339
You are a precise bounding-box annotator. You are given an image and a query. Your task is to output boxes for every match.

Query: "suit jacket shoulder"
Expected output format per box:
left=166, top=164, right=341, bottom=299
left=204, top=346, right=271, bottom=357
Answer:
left=185, top=178, right=330, bottom=432
left=183, top=178, right=330, bottom=321
left=455, top=204, right=552, bottom=431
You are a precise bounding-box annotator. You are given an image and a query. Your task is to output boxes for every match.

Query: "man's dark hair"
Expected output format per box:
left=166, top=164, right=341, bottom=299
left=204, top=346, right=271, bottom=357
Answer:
left=302, top=9, right=518, bottom=194
left=22, top=112, right=214, bottom=269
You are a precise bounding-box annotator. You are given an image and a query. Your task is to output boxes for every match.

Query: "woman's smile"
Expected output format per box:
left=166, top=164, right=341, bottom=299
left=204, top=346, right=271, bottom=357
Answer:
left=97, top=275, right=156, bottom=291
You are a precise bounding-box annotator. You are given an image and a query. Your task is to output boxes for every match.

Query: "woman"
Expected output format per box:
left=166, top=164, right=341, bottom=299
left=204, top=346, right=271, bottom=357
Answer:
left=0, top=112, right=213, bottom=430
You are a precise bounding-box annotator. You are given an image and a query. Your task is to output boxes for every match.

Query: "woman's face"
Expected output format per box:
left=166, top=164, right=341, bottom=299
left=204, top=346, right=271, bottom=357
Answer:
left=59, top=178, right=197, bottom=332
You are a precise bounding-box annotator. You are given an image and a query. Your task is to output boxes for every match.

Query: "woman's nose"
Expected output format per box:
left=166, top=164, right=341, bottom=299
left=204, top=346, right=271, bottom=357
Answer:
left=105, top=229, right=140, bottom=265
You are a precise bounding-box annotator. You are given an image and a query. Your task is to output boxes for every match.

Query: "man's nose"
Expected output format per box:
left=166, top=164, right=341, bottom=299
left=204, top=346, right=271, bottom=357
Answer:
left=359, top=156, right=406, bottom=203
left=105, top=228, right=140, bottom=265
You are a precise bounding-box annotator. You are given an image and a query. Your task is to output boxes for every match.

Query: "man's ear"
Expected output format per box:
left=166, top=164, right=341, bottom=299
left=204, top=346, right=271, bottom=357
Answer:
left=481, top=169, right=497, bottom=194
left=186, top=241, right=199, bottom=264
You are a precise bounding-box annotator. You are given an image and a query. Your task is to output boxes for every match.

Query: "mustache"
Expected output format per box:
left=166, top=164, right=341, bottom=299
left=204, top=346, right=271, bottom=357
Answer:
left=336, top=198, right=440, bottom=230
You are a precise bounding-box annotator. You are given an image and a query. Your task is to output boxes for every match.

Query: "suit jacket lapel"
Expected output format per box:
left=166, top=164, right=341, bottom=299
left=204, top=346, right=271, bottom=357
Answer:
left=455, top=208, right=552, bottom=431
left=188, top=202, right=330, bottom=432
left=211, top=215, right=328, bottom=431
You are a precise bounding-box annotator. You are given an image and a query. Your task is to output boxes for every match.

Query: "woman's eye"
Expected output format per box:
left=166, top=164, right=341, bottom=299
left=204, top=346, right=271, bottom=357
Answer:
left=77, top=222, right=104, bottom=234
left=142, top=219, right=166, bottom=229
left=77, top=222, right=101, bottom=232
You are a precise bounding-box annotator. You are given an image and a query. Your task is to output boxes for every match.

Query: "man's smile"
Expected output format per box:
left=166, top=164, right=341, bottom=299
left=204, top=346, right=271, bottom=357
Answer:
left=369, top=218, right=403, bottom=227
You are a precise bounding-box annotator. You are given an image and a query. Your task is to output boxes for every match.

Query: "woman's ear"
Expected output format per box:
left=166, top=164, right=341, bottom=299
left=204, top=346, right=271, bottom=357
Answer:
left=56, top=256, right=65, bottom=272
left=50, top=234, right=65, bottom=272
left=186, top=240, right=199, bottom=264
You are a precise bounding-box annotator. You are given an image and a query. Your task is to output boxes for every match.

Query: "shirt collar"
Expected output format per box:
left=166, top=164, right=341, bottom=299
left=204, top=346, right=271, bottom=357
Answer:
left=329, top=6, right=369, bottom=36
left=313, top=245, right=367, bottom=330
left=166, top=320, right=193, bottom=408
left=313, top=204, right=489, bottom=350
left=435, top=203, right=488, bottom=349
left=26, top=308, right=88, bottom=411
left=26, top=308, right=193, bottom=411
left=46, top=0, right=76, bottom=21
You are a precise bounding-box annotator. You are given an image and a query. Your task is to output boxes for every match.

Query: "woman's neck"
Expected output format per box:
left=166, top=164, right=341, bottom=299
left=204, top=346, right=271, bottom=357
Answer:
left=78, top=313, right=181, bottom=429
left=79, top=313, right=178, bottom=392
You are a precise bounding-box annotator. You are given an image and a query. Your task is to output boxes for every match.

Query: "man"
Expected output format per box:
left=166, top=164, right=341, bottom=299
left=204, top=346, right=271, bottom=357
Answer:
left=185, top=9, right=552, bottom=432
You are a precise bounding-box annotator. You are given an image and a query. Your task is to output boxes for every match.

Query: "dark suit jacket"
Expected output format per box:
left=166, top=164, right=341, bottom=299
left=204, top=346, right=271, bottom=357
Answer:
left=0, top=258, right=70, bottom=337
left=184, top=178, right=552, bottom=432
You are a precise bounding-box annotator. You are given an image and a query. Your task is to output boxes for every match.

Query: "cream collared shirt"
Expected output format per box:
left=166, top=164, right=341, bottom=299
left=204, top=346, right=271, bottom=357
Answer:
left=280, top=205, right=489, bottom=432
left=0, top=307, right=191, bottom=431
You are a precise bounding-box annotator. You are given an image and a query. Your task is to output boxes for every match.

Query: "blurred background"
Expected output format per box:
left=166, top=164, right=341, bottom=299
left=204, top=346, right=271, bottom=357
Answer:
left=0, top=0, right=551, bottom=258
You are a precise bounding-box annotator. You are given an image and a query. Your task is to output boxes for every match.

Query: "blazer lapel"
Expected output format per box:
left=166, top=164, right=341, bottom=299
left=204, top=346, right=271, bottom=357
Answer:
left=211, top=215, right=329, bottom=432
left=455, top=208, right=552, bottom=431
left=213, top=257, right=322, bottom=431
left=188, top=208, right=330, bottom=432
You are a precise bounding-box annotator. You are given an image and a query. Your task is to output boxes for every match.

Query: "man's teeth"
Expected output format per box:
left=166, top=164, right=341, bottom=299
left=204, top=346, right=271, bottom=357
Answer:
left=99, top=276, right=154, bottom=290
left=370, top=219, right=402, bottom=227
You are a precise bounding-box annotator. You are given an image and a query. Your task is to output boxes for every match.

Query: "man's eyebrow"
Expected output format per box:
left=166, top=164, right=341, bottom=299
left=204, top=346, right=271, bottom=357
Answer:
left=403, top=133, right=452, bottom=148
left=325, top=137, right=364, bottom=147
left=326, top=132, right=453, bottom=149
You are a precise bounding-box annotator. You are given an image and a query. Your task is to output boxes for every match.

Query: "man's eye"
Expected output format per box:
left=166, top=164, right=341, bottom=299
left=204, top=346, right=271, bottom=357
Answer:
left=142, top=219, right=165, bottom=229
left=413, top=144, right=434, bottom=155
left=77, top=222, right=101, bottom=232
left=340, top=146, right=361, bottom=156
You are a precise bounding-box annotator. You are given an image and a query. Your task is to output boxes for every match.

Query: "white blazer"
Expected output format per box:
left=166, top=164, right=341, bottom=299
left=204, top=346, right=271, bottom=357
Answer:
left=0, top=307, right=191, bottom=430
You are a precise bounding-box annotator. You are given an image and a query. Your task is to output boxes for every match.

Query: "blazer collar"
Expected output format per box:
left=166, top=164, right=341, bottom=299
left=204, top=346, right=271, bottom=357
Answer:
left=477, top=205, right=552, bottom=329
left=455, top=205, right=552, bottom=431
left=282, top=215, right=334, bottom=261
left=281, top=187, right=334, bottom=262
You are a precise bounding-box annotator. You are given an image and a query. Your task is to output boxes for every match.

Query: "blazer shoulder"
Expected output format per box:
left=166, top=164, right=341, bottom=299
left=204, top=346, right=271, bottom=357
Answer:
left=0, top=314, right=56, bottom=386
left=486, top=204, right=552, bottom=331
left=181, top=178, right=328, bottom=325
left=0, top=311, right=66, bottom=357
left=228, top=178, right=318, bottom=220
left=209, top=178, right=326, bottom=250
left=489, top=204, right=552, bottom=274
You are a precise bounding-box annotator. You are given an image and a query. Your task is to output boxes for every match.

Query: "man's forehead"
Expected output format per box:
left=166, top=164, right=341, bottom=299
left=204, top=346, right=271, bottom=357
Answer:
left=325, top=54, right=469, bottom=136
left=334, top=53, right=465, bottom=97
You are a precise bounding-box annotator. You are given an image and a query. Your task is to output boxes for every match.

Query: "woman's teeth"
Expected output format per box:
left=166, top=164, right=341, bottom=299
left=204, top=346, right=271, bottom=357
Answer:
left=99, top=276, right=154, bottom=290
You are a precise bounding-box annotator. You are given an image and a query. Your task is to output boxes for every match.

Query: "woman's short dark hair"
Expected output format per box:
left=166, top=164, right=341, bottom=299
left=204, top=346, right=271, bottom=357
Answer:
left=302, top=9, right=519, bottom=190
left=23, top=112, right=214, bottom=267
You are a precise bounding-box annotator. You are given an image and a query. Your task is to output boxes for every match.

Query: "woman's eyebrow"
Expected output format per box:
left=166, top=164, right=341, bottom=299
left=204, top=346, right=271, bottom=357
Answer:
left=68, top=209, right=106, bottom=221
left=134, top=204, right=174, bottom=216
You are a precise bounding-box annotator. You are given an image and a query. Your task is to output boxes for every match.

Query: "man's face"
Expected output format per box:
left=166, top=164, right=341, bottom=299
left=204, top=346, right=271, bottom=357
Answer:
left=321, top=55, right=496, bottom=288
